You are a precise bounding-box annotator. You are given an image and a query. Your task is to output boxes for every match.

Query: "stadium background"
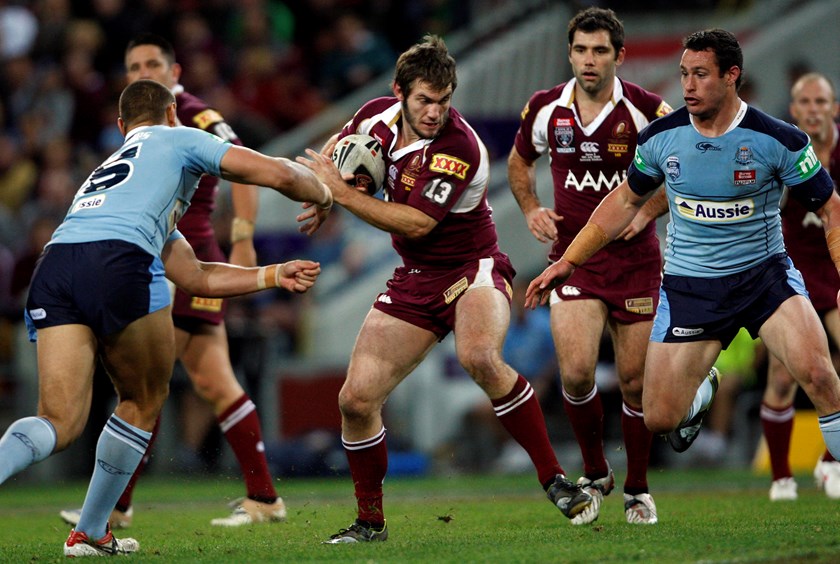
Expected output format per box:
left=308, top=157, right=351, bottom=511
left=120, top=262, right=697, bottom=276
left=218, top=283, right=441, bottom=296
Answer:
left=0, top=0, right=838, bottom=482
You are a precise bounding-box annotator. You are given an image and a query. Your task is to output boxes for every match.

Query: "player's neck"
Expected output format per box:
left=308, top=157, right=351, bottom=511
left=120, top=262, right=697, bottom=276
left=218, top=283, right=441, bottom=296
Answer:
left=691, top=95, right=743, bottom=137
left=574, top=81, right=614, bottom=127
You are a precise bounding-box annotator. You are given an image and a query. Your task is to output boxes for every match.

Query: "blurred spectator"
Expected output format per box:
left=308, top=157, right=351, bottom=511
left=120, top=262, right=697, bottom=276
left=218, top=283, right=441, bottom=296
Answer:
left=0, top=134, right=37, bottom=218
left=0, top=1, right=38, bottom=60
left=314, top=12, right=395, bottom=100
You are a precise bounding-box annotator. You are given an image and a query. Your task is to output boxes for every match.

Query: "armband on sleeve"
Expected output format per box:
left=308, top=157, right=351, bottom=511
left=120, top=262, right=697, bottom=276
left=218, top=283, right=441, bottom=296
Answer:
left=561, top=223, right=609, bottom=267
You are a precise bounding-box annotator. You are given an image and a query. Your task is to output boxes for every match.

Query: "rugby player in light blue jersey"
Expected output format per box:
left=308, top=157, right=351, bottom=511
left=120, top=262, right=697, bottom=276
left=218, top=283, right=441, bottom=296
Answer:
left=0, top=79, right=332, bottom=557
left=526, top=29, right=840, bottom=469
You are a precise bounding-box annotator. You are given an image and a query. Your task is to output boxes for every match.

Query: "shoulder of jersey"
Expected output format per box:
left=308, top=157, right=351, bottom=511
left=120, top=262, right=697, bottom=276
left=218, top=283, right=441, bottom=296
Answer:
left=638, top=107, right=690, bottom=143
left=740, top=105, right=808, bottom=150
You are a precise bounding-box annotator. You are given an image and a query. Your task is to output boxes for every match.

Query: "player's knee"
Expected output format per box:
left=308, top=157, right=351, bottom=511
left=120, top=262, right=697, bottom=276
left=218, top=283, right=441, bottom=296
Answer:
left=338, top=389, right=377, bottom=422
left=643, top=410, right=680, bottom=435
left=458, top=347, right=503, bottom=383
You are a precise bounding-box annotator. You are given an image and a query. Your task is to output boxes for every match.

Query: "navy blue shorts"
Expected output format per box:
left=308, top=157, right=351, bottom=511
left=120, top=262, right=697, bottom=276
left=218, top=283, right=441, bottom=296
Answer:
left=651, top=253, right=807, bottom=349
left=25, top=241, right=170, bottom=340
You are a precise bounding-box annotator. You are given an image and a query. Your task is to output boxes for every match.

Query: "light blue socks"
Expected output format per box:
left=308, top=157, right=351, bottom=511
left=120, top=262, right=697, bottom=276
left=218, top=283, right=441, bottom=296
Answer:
left=0, top=416, right=56, bottom=484
left=75, top=414, right=151, bottom=540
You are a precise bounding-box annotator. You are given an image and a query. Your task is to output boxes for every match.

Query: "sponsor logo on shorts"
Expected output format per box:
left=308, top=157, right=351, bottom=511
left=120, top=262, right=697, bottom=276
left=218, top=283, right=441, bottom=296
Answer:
left=672, top=327, right=704, bottom=337
left=29, top=308, right=46, bottom=320
left=193, top=109, right=223, bottom=130
left=72, top=195, right=106, bottom=212
left=560, top=285, right=581, bottom=296
left=674, top=196, right=754, bottom=222
left=443, top=277, right=469, bottom=304
left=190, top=296, right=222, bottom=312
left=625, top=297, right=654, bottom=314
left=376, top=293, right=392, bottom=304
left=429, top=154, right=470, bottom=180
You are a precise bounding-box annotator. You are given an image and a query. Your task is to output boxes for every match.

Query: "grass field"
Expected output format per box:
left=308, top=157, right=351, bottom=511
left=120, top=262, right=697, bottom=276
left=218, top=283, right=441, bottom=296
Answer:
left=1, top=468, right=839, bottom=562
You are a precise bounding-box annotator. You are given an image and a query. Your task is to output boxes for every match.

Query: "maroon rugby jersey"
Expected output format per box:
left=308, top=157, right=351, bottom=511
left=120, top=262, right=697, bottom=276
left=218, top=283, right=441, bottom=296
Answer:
left=513, top=78, right=670, bottom=265
left=781, top=123, right=840, bottom=309
left=174, top=85, right=244, bottom=240
left=340, top=97, right=502, bottom=269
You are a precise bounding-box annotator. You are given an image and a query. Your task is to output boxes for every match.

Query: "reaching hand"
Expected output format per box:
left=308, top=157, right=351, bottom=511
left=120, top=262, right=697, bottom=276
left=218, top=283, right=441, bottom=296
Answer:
left=524, top=259, right=576, bottom=309
left=525, top=207, right=563, bottom=243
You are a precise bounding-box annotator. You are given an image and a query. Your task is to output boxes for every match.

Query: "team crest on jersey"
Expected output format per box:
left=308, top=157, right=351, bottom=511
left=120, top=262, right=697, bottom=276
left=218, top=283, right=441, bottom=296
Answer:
left=554, top=118, right=575, bottom=153
left=666, top=156, right=681, bottom=180
left=734, top=146, right=753, bottom=165
left=193, top=109, right=223, bottom=130
left=675, top=196, right=754, bottom=222
left=430, top=154, right=470, bottom=180
left=401, top=154, right=423, bottom=188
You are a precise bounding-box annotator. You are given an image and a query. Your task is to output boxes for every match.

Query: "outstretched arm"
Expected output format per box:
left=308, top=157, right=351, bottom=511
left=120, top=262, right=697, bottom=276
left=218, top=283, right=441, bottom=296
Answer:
left=162, top=237, right=321, bottom=296
left=817, top=191, right=840, bottom=309
left=507, top=147, right=563, bottom=243
left=525, top=180, right=651, bottom=308
left=219, top=146, right=333, bottom=235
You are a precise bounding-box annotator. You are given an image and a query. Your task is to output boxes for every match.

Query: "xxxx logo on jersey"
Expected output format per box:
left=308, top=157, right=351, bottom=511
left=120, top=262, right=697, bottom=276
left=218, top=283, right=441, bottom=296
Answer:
left=430, top=153, right=470, bottom=180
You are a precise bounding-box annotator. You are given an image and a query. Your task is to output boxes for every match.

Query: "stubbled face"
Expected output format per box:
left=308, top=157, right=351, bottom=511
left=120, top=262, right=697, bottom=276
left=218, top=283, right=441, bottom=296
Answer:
left=125, top=44, right=178, bottom=88
left=398, top=79, right=452, bottom=141
left=568, top=29, right=623, bottom=97
left=789, top=77, right=838, bottom=141
left=680, top=48, right=734, bottom=121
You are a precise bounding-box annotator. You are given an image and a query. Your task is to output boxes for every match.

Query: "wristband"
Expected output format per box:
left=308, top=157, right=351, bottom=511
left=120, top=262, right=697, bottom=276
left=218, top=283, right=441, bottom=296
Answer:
left=561, top=223, right=609, bottom=267
left=231, top=217, right=255, bottom=244
left=256, top=264, right=283, bottom=290
left=827, top=227, right=840, bottom=270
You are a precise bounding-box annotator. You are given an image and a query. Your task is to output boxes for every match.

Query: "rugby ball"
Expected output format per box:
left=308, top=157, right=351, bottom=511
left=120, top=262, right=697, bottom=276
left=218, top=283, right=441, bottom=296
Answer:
left=331, top=134, right=386, bottom=195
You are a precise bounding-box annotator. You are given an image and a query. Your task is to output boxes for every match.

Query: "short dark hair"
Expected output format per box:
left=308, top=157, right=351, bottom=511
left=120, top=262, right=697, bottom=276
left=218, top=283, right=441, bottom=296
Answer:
left=119, top=79, right=175, bottom=128
left=125, top=33, right=177, bottom=65
left=683, top=28, right=744, bottom=90
left=567, top=7, right=625, bottom=55
left=393, top=34, right=457, bottom=95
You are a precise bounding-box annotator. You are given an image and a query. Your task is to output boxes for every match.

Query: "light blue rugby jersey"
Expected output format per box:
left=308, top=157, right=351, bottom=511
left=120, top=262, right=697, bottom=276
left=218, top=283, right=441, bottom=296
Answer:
left=627, top=101, right=827, bottom=277
left=50, top=125, right=231, bottom=256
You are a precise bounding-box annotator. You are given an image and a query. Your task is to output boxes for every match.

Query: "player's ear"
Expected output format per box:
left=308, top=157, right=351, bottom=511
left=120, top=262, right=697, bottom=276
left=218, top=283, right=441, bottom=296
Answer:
left=171, top=62, right=182, bottom=83
left=118, top=116, right=126, bottom=137
left=166, top=103, right=177, bottom=127
left=392, top=82, right=404, bottom=101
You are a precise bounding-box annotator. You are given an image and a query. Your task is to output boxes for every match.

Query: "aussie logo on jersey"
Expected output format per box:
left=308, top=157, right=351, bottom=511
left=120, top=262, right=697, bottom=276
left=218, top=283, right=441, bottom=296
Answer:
left=554, top=118, right=575, bottom=153
left=674, top=197, right=754, bottom=222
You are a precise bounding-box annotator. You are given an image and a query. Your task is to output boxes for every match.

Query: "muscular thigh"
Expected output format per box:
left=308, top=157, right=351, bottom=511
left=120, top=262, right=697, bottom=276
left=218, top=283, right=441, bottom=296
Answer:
left=344, top=308, right=438, bottom=406
left=549, top=299, right=606, bottom=382
left=99, top=307, right=176, bottom=401
left=759, top=295, right=832, bottom=377
left=644, top=340, right=721, bottom=423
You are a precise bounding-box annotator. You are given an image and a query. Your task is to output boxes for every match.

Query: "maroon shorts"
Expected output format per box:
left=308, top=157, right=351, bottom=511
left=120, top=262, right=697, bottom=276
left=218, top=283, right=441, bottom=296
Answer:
left=796, top=254, right=840, bottom=314
left=172, top=236, right=227, bottom=330
left=372, top=253, right=516, bottom=340
left=550, top=243, right=661, bottom=323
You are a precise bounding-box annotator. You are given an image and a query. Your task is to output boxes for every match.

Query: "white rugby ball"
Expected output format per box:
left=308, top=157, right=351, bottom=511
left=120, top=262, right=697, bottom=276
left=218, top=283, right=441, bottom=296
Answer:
left=331, top=134, right=386, bottom=195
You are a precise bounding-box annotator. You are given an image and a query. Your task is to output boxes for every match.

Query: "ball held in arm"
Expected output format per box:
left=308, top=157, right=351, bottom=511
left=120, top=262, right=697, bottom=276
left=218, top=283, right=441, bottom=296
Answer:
left=331, top=134, right=386, bottom=195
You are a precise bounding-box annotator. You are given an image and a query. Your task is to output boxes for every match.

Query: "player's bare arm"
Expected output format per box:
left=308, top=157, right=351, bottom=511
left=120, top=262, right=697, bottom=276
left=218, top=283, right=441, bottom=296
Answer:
left=162, top=237, right=321, bottom=296
left=525, top=180, right=649, bottom=308
left=219, top=146, right=332, bottom=235
left=507, top=147, right=563, bottom=243
left=228, top=182, right=258, bottom=267
left=618, top=186, right=668, bottom=240
left=299, top=148, right=438, bottom=238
